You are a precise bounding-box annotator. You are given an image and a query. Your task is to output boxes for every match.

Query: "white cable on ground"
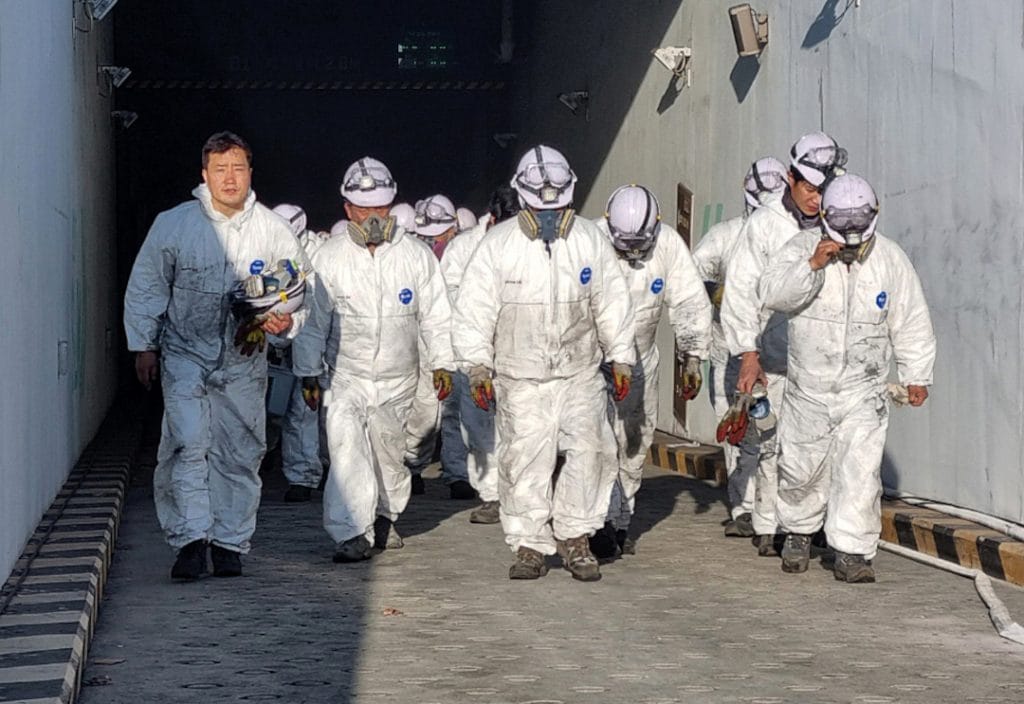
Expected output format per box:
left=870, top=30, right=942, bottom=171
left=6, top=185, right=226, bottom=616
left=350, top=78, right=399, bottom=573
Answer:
left=880, top=540, right=1024, bottom=646
left=883, top=489, right=1024, bottom=543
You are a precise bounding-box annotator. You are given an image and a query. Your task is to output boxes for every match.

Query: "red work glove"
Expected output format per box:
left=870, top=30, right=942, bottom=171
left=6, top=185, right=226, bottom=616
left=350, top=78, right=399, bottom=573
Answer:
left=611, top=362, right=632, bottom=402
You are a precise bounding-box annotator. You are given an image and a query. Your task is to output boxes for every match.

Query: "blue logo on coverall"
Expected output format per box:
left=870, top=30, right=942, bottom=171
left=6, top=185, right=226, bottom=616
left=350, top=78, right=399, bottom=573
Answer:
left=651, top=278, right=664, bottom=294
left=876, top=292, right=888, bottom=309
left=580, top=267, right=592, bottom=285
left=249, top=259, right=265, bottom=275
left=399, top=288, right=414, bottom=305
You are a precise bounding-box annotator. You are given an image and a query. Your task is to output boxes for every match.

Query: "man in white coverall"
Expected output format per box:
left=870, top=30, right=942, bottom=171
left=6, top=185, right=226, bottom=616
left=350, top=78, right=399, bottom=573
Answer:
left=453, top=145, right=636, bottom=582
left=403, top=194, right=475, bottom=499
left=271, top=204, right=330, bottom=502
left=589, top=185, right=712, bottom=560
left=292, top=157, right=455, bottom=563
left=721, top=131, right=848, bottom=556
left=124, top=132, right=307, bottom=580
left=693, top=157, right=788, bottom=538
left=759, top=174, right=935, bottom=582
left=441, top=186, right=521, bottom=524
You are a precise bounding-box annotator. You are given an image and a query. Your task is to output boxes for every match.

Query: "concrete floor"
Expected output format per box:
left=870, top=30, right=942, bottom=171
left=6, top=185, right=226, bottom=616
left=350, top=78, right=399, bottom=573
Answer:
left=78, top=456, right=1024, bottom=704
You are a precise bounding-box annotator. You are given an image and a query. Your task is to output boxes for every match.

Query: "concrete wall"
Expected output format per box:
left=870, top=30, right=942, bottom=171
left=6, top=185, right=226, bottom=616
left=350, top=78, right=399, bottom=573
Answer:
left=0, top=2, right=119, bottom=580
left=511, top=0, right=1024, bottom=523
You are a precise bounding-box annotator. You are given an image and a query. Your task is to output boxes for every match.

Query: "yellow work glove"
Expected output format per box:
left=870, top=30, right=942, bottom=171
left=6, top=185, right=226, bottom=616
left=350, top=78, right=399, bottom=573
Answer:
left=468, top=365, right=495, bottom=411
left=611, top=362, right=632, bottom=402
left=433, top=369, right=453, bottom=401
left=680, top=355, right=702, bottom=400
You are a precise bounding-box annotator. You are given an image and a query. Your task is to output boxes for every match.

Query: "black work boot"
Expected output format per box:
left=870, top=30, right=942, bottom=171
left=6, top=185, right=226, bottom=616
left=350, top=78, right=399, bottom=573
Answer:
left=560, top=536, right=601, bottom=582
left=724, top=512, right=755, bottom=537
left=283, top=484, right=312, bottom=503
left=615, top=529, right=636, bottom=555
left=833, top=552, right=876, bottom=583
left=333, top=535, right=373, bottom=563
left=171, top=540, right=208, bottom=581
left=449, top=479, right=477, bottom=500
left=781, top=533, right=812, bottom=573
left=469, top=500, right=501, bottom=524
left=754, top=533, right=782, bottom=557
left=210, top=545, right=243, bottom=577
left=410, top=473, right=425, bottom=495
left=509, top=547, right=549, bottom=580
left=588, top=522, right=621, bottom=562
left=373, top=515, right=404, bottom=550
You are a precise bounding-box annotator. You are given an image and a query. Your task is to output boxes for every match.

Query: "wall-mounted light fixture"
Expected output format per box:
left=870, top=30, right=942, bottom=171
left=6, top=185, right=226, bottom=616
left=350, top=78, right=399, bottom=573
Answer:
left=111, top=110, right=137, bottom=130
left=557, top=91, right=589, bottom=118
left=652, top=46, right=692, bottom=86
left=729, top=4, right=769, bottom=57
left=85, top=0, right=118, bottom=21
left=99, top=65, right=131, bottom=89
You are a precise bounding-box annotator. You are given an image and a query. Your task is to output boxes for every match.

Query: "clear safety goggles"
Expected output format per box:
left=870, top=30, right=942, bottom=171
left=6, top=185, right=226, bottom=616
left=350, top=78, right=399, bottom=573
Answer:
left=414, top=199, right=457, bottom=227
left=344, top=160, right=395, bottom=192
left=515, top=154, right=576, bottom=204
left=744, top=166, right=787, bottom=199
left=794, top=144, right=848, bottom=171
left=822, top=203, right=878, bottom=235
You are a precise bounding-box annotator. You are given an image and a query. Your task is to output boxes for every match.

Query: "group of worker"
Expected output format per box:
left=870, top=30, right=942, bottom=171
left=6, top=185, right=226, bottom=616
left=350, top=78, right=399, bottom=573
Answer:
left=123, top=128, right=935, bottom=585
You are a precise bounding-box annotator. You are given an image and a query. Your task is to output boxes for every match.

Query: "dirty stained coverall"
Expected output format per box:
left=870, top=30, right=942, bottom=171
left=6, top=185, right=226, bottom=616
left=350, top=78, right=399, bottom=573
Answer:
left=596, top=219, right=712, bottom=531
left=759, top=230, right=935, bottom=558
left=720, top=194, right=805, bottom=536
left=292, top=227, right=453, bottom=545
left=124, top=185, right=308, bottom=553
left=453, top=215, right=636, bottom=555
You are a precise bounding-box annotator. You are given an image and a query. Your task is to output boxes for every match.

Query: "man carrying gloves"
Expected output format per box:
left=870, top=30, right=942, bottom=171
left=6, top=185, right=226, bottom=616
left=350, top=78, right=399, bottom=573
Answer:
left=124, top=131, right=308, bottom=581
left=759, top=173, right=935, bottom=582
left=453, top=145, right=636, bottom=582
left=292, top=157, right=455, bottom=563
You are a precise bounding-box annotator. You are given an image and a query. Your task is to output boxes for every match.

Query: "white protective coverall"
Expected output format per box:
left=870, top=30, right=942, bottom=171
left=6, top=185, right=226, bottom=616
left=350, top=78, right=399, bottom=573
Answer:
left=720, top=194, right=805, bottom=536
left=759, top=231, right=935, bottom=558
left=692, top=215, right=760, bottom=519
left=453, top=216, right=636, bottom=555
left=292, top=227, right=453, bottom=545
left=440, top=220, right=499, bottom=502
left=279, top=228, right=333, bottom=488
left=596, top=219, right=712, bottom=530
left=124, top=185, right=307, bottom=552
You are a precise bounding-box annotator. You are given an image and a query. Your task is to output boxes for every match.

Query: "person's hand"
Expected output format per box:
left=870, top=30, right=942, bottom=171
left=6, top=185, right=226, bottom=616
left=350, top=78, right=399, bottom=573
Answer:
left=907, top=385, right=929, bottom=407
left=261, top=312, right=293, bottom=336
left=301, top=377, right=321, bottom=411
left=736, top=351, right=766, bottom=395
left=135, top=351, right=159, bottom=390
left=234, top=322, right=266, bottom=356
left=611, top=362, right=632, bottom=402
left=716, top=393, right=752, bottom=446
left=468, top=366, right=495, bottom=411
left=433, top=369, right=453, bottom=401
left=680, top=355, right=702, bottom=400
left=809, top=239, right=842, bottom=270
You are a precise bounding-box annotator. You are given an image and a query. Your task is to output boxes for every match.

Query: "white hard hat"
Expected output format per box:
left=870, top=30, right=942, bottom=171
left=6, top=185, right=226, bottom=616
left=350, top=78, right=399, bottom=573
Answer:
left=605, top=184, right=661, bottom=260
left=743, top=157, right=788, bottom=210
left=820, top=173, right=879, bottom=245
left=414, top=194, right=458, bottom=238
left=456, top=207, right=478, bottom=231
left=230, top=260, right=306, bottom=320
left=340, top=157, right=397, bottom=207
left=790, top=131, right=847, bottom=187
left=330, top=219, right=349, bottom=236
left=511, top=144, right=577, bottom=210
left=389, top=203, right=416, bottom=231
left=272, top=203, right=307, bottom=238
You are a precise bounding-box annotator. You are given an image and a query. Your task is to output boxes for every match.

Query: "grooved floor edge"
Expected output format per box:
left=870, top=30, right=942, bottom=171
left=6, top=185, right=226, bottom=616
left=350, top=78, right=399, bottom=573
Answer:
left=646, top=435, right=1024, bottom=587
left=0, top=409, right=141, bottom=704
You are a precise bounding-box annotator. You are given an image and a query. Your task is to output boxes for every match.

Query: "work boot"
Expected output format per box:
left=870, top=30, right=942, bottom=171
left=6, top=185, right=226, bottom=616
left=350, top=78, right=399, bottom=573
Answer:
left=615, top=529, right=636, bottom=555
left=283, top=484, right=312, bottom=503
left=509, top=547, right=549, bottom=580
left=833, top=552, right=876, bottom=583
left=754, top=533, right=782, bottom=557
left=449, top=479, right=477, bottom=500
left=781, top=533, right=812, bottom=573
left=373, top=516, right=404, bottom=550
left=333, top=535, right=373, bottom=563
left=210, top=545, right=243, bottom=578
left=410, top=473, right=425, bottom=495
left=811, top=528, right=829, bottom=550
left=724, top=512, right=755, bottom=537
left=469, top=500, right=501, bottom=524
left=170, top=540, right=207, bottom=581
left=560, top=536, right=602, bottom=582
left=588, top=522, right=621, bottom=562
